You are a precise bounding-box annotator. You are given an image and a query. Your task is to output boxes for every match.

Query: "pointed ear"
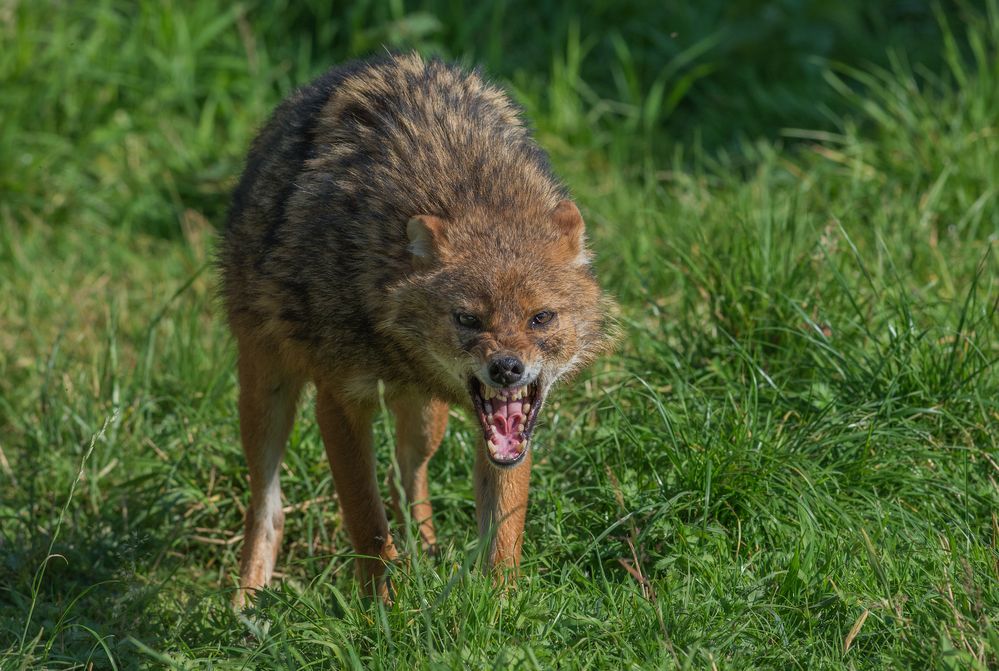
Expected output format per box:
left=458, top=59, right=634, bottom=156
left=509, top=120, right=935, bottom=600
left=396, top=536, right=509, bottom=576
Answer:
left=407, top=215, right=448, bottom=263
left=551, top=200, right=590, bottom=266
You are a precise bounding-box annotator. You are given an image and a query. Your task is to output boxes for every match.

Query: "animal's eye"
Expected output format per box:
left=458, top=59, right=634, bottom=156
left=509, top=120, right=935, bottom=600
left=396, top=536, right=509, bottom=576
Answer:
left=530, top=310, right=556, bottom=328
left=454, top=312, right=482, bottom=329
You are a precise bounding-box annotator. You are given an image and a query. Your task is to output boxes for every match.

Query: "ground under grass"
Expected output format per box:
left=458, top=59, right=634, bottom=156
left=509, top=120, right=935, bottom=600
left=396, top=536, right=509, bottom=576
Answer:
left=1, top=2, right=997, bottom=669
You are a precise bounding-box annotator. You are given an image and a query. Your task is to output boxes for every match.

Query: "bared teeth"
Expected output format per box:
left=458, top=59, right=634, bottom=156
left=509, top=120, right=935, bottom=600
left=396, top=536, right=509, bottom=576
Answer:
left=516, top=422, right=525, bottom=432
left=522, top=402, right=531, bottom=415
left=484, top=401, right=493, bottom=414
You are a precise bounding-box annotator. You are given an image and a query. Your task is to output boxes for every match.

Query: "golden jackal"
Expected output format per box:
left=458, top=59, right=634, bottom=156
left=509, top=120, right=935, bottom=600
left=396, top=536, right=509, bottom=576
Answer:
left=220, top=52, right=615, bottom=606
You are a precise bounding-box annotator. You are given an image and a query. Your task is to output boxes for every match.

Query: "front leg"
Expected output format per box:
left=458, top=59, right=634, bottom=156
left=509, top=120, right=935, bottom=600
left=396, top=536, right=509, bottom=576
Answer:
left=388, top=396, right=448, bottom=553
left=315, top=383, right=397, bottom=600
left=474, top=448, right=533, bottom=575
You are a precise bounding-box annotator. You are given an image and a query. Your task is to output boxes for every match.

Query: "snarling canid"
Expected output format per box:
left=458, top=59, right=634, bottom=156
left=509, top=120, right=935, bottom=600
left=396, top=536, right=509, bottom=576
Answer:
left=219, top=52, right=616, bottom=606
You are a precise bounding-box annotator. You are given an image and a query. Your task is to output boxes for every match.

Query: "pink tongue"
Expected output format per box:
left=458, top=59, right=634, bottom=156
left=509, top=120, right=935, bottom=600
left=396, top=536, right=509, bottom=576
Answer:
left=489, top=397, right=526, bottom=459
left=491, top=397, right=524, bottom=436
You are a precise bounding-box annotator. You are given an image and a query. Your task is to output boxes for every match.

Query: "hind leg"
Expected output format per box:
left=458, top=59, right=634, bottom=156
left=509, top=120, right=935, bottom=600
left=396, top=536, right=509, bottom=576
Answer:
left=388, top=396, right=448, bottom=553
left=233, top=338, right=303, bottom=608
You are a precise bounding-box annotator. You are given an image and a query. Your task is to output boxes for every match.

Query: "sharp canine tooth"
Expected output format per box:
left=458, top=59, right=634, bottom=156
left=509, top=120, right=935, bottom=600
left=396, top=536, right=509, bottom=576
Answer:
left=522, top=402, right=531, bottom=414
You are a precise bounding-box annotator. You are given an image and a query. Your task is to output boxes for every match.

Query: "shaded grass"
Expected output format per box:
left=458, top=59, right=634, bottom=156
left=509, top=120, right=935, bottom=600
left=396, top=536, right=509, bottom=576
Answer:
left=1, top=1, right=997, bottom=669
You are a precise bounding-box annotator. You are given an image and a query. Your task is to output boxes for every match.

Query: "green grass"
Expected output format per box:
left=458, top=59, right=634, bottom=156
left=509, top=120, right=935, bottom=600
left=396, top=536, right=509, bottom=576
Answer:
left=1, top=1, right=997, bottom=668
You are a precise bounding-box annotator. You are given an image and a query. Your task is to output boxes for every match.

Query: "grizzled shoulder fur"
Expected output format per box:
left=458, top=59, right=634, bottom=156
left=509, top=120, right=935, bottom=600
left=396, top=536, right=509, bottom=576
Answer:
left=308, top=53, right=566, bottom=220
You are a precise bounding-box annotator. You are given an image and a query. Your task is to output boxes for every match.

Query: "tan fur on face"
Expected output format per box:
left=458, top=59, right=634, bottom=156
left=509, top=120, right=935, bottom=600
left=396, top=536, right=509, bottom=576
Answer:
left=386, top=234, right=611, bottom=394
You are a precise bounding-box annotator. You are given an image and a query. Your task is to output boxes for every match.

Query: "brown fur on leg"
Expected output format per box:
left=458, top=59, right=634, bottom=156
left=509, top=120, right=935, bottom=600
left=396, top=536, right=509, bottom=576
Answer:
left=475, top=449, right=532, bottom=577
left=388, top=397, right=448, bottom=553
left=315, top=381, right=398, bottom=601
left=233, top=338, right=303, bottom=608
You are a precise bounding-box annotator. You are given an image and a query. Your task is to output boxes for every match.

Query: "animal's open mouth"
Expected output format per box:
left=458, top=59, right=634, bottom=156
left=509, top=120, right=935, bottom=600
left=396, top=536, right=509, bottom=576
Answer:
left=468, top=377, right=543, bottom=467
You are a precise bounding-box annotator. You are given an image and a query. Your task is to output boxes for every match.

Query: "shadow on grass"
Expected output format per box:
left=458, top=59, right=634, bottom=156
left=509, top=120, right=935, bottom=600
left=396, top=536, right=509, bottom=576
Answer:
left=0, top=472, right=242, bottom=667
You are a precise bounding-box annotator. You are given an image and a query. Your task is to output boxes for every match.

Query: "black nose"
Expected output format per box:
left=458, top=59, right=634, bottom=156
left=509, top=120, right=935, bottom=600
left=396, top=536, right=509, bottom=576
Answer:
left=488, top=355, right=525, bottom=386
